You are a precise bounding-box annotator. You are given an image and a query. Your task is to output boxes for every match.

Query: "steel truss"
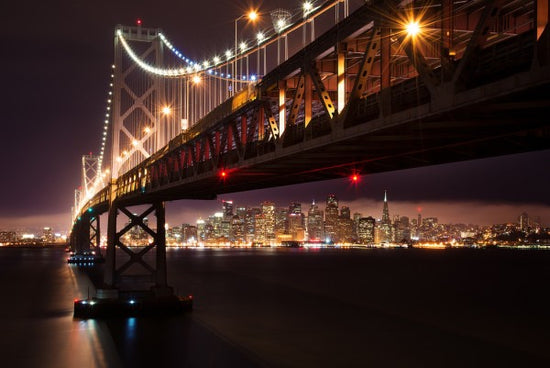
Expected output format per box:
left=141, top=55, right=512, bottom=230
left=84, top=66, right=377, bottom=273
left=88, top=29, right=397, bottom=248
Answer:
left=104, top=201, right=172, bottom=297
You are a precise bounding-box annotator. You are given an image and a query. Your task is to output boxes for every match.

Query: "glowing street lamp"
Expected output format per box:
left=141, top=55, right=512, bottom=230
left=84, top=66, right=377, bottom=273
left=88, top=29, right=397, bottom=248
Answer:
left=192, top=74, right=201, bottom=85
left=234, top=10, right=260, bottom=96
left=162, top=106, right=172, bottom=115
left=406, top=21, right=421, bottom=37
left=303, top=1, right=313, bottom=15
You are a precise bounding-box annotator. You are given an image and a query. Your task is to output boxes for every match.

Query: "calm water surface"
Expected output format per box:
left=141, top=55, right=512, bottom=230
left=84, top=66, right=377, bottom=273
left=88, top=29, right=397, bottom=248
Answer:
left=1, top=247, right=549, bottom=367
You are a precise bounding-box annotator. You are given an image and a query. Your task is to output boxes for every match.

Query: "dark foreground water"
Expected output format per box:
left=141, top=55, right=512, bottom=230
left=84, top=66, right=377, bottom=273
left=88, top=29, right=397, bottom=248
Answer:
left=1, top=247, right=549, bottom=367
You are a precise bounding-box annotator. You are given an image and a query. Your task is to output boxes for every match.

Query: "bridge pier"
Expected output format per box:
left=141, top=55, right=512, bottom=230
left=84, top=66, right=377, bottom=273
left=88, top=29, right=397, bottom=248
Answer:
left=103, top=201, right=173, bottom=297
left=68, top=211, right=103, bottom=264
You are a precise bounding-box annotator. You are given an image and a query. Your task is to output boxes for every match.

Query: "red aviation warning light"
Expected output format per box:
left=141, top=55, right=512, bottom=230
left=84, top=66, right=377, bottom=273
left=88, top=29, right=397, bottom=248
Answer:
left=220, top=170, right=227, bottom=179
left=136, top=19, right=142, bottom=26
left=350, top=173, right=360, bottom=184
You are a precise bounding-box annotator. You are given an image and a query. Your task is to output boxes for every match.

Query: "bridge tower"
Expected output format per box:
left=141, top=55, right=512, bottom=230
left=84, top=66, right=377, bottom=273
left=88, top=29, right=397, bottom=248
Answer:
left=111, top=25, right=182, bottom=179
left=81, top=153, right=101, bottom=199
left=100, top=25, right=182, bottom=298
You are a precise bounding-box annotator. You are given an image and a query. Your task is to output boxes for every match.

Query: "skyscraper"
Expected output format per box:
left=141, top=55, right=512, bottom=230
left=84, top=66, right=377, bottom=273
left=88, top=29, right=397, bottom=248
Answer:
left=338, top=206, right=354, bottom=242
left=324, top=194, right=339, bottom=242
left=379, top=190, right=392, bottom=243
left=222, top=200, right=234, bottom=219
left=261, top=201, right=276, bottom=242
left=307, top=200, right=324, bottom=241
left=288, top=201, right=305, bottom=240
left=358, top=217, right=375, bottom=244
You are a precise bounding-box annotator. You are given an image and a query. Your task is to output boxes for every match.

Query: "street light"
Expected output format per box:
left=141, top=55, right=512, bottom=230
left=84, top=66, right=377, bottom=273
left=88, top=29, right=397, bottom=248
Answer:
left=234, top=10, right=259, bottom=96
left=406, top=21, right=421, bottom=37
left=303, top=1, right=315, bottom=46
left=271, top=9, right=291, bottom=64
left=257, top=32, right=266, bottom=76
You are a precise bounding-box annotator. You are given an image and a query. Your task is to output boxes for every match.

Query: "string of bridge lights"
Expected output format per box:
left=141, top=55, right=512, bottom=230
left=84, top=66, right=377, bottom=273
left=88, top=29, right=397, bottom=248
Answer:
left=97, top=67, right=114, bottom=172
left=118, top=29, right=259, bottom=81
left=117, top=0, right=324, bottom=79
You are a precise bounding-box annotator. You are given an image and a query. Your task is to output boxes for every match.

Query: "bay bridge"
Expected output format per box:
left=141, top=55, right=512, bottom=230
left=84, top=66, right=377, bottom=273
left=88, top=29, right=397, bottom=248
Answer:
left=70, top=0, right=550, bottom=301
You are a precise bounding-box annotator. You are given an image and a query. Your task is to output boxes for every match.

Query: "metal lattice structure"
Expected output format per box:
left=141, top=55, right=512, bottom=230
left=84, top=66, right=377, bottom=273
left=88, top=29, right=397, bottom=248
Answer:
left=81, top=154, right=100, bottom=198
left=112, top=26, right=168, bottom=178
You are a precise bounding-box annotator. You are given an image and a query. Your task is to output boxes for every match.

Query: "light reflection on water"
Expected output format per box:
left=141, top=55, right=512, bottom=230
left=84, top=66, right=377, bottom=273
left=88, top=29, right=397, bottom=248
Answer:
left=3, top=247, right=550, bottom=367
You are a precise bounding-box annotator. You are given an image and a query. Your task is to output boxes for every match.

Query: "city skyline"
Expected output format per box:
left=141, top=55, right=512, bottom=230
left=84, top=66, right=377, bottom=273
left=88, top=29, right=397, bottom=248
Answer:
left=2, top=181, right=548, bottom=234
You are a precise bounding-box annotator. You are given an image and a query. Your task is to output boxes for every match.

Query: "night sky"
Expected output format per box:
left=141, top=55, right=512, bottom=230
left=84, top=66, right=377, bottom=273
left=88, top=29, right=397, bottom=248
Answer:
left=1, top=0, right=549, bottom=232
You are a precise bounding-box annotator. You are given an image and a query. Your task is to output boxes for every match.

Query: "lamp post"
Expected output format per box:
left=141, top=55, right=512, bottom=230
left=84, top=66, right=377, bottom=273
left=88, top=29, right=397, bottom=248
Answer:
left=303, top=2, right=312, bottom=47
left=257, top=32, right=265, bottom=77
left=234, top=10, right=258, bottom=96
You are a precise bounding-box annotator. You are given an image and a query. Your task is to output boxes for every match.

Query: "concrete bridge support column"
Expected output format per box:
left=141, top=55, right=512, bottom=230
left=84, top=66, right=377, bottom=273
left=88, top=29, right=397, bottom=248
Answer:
left=75, top=214, right=91, bottom=254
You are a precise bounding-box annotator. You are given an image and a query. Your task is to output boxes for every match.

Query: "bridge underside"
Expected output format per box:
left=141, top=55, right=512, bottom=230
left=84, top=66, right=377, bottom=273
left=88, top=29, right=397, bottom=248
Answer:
left=119, top=78, right=549, bottom=206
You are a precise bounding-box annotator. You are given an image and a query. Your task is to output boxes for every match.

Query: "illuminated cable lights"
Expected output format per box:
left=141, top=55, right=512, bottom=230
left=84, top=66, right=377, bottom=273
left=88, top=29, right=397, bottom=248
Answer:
left=118, top=30, right=189, bottom=77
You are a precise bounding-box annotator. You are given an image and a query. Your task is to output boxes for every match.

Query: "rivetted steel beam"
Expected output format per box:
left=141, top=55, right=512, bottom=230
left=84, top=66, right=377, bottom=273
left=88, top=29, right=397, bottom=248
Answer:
left=304, top=73, right=313, bottom=127
left=401, top=36, right=439, bottom=95
left=452, top=0, right=505, bottom=87
left=342, top=27, right=381, bottom=122
left=278, top=80, right=287, bottom=135
left=264, top=101, right=280, bottom=139
left=337, top=43, right=347, bottom=114
left=287, top=74, right=305, bottom=126
left=308, top=67, right=336, bottom=119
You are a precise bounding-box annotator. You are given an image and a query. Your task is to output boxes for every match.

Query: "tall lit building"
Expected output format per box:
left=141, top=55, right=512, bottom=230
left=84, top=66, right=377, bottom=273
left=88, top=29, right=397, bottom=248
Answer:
left=261, top=201, right=276, bottom=242
left=378, top=190, right=392, bottom=243
left=42, top=227, right=54, bottom=243
left=275, top=207, right=289, bottom=234
left=324, top=194, right=339, bottom=242
left=288, top=201, right=305, bottom=240
left=182, top=224, right=197, bottom=243
left=393, top=216, right=411, bottom=243
left=254, top=214, right=266, bottom=243
left=222, top=200, right=234, bottom=219
left=358, top=217, right=375, bottom=244
left=307, top=200, right=324, bottom=241
left=519, top=212, right=529, bottom=231
left=338, top=206, right=354, bottom=242
left=245, top=207, right=260, bottom=242
left=196, top=219, right=206, bottom=241
left=231, top=215, right=245, bottom=242
left=209, top=212, right=224, bottom=238
left=353, top=212, right=362, bottom=239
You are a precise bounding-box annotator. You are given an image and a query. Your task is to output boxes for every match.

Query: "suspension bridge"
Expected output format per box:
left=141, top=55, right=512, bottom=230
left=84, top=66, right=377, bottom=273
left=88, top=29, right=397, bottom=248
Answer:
left=69, top=0, right=550, bottom=310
